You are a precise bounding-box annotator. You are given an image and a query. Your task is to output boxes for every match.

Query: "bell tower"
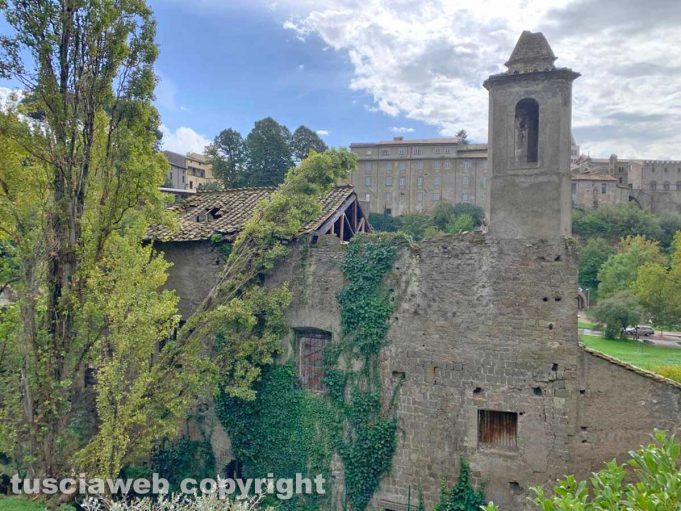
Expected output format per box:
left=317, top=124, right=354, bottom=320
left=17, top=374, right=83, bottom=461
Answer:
left=484, top=31, right=579, bottom=239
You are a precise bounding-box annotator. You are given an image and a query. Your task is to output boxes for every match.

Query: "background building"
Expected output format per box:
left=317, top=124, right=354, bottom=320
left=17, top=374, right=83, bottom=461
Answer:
left=349, top=138, right=488, bottom=215
left=162, top=150, right=218, bottom=192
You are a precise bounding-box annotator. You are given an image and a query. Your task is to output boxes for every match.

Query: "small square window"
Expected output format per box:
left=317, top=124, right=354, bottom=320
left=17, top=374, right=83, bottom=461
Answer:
left=478, top=410, right=517, bottom=449
left=385, top=176, right=393, bottom=187
left=416, top=161, right=424, bottom=170
left=399, top=161, right=407, bottom=171
left=399, top=148, right=406, bottom=156
left=433, top=160, right=441, bottom=170
left=432, top=192, right=441, bottom=201
left=365, top=176, right=372, bottom=187
left=417, top=176, right=424, bottom=189
left=433, top=176, right=441, bottom=187
left=399, top=176, right=406, bottom=188
left=463, top=175, right=470, bottom=187
left=444, top=160, right=452, bottom=169
left=416, top=191, right=424, bottom=203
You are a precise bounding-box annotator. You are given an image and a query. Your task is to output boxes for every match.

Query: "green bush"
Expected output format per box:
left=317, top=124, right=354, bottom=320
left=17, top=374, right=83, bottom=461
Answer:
left=591, top=290, right=642, bottom=339
left=434, top=459, right=486, bottom=511
left=150, top=437, right=216, bottom=492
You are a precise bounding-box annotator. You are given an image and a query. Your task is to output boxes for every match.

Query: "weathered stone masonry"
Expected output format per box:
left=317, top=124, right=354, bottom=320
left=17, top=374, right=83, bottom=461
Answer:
left=262, top=233, right=681, bottom=510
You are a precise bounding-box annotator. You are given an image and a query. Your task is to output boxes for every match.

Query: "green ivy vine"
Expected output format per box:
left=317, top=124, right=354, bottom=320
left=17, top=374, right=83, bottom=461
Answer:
left=326, top=232, right=408, bottom=510
left=216, top=364, right=336, bottom=510
left=216, top=232, right=407, bottom=511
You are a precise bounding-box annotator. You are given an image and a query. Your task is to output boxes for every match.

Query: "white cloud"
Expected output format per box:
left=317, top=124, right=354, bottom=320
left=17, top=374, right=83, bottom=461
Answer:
left=316, top=129, right=330, bottom=136
left=282, top=0, right=681, bottom=159
left=160, top=125, right=211, bottom=154
left=390, top=126, right=415, bottom=134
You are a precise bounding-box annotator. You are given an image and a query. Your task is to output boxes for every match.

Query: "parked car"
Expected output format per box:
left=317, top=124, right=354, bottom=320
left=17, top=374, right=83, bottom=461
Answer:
left=624, top=325, right=655, bottom=337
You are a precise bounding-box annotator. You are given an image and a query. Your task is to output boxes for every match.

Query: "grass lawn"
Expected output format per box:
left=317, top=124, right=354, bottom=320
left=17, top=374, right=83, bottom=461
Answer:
left=578, top=321, right=598, bottom=330
left=580, top=334, right=681, bottom=371
left=0, top=497, right=45, bottom=511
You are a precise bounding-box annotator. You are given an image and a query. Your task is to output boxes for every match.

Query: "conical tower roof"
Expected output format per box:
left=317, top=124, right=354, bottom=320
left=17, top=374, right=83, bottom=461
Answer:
left=505, top=31, right=557, bottom=74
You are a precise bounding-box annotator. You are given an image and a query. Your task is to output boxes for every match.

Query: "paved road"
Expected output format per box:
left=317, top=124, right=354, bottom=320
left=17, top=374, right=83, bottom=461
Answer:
left=580, top=326, right=681, bottom=349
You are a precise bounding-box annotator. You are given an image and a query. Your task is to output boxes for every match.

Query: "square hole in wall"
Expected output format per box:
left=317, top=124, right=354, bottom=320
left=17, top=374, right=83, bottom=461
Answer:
left=478, top=409, right=518, bottom=449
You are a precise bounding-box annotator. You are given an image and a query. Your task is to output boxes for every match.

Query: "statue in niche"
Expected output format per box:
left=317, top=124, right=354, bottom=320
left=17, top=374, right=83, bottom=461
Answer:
left=515, top=116, right=528, bottom=163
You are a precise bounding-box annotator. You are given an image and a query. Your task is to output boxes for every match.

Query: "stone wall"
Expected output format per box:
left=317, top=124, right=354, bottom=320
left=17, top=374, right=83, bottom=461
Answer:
left=163, top=231, right=681, bottom=510
left=155, top=240, right=225, bottom=319
left=259, top=233, right=681, bottom=510
left=629, top=189, right=681, bottom=216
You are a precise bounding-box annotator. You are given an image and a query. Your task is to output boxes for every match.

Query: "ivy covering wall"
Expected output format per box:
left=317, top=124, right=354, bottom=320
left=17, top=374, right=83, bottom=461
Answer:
left=215, top=233, right=408, bottom=510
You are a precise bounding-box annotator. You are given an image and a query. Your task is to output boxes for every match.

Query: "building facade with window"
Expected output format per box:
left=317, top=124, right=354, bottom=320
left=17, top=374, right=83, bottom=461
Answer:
left=349, top=138, right=488, bottom=216
left=571, top=173, right=618, bottom=210
left=162, top=150, right=219, bottom=192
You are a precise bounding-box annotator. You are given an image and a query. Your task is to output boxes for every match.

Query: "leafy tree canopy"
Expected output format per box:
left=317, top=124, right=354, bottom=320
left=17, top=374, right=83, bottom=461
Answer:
left=291, top=125, right=327, bottom=162
left=634, top=232, right=681, bottom=329
left=597, top=236, right=665, bottom=299
left=578, top=237, right=615, bottom=294
left=246, top=117, right=293, bottom=186
left=206, top=128, right=248, bottom=187
left=0, top=0, right=202, bottom=480
left=573, top=205, right=663, bottom=244
left=591, top=290, right=643, bottom=339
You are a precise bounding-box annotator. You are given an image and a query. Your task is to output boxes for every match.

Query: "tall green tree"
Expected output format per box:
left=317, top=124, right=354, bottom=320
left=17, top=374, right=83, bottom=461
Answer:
left=591, top=290, right=643, bottom=339
left=0, top=0, right=201, bottom=479
left=578, top=237, right=614, bottom=295
left=207, top=128, right=248, bottom=187
left=245, top=117, right=293, bottom=186
left=597, top=236, right=665, bottom=298
left=635, top=232, right=681, bottom=329
left=456, top=129, right=469, bottom=144
left=290, top=125, right=327, bottom=162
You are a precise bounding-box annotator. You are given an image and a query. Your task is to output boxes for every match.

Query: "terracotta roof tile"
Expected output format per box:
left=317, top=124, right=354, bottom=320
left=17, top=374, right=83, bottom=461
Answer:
left=148, top=185, right=356, bottom=242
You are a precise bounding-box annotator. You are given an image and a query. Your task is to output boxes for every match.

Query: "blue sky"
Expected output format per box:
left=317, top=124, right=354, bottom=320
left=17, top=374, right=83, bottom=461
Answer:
left=3, top=0, right=681, bottom=159
left=150, top=0, right=442, bottom=153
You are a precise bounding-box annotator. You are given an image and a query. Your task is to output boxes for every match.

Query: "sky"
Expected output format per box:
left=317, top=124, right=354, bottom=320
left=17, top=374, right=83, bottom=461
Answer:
left=2, top=0, right=681, bottom=159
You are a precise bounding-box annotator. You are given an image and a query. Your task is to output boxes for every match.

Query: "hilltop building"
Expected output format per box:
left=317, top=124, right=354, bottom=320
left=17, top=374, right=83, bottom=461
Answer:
left=162, top=150, right=219, bottom=193
left=349, top=139, right=488, bottom=215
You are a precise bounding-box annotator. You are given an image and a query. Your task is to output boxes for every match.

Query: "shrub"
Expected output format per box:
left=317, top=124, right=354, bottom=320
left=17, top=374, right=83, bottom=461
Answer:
left=483, top=429, right=681, bottom=510
left=653, top=365, right=681, bottom=383
left=81, top=494, right=272, bottom=511
left=591, top=290, right=642, bottom=339
left=434, top=459, right=486, bottom=511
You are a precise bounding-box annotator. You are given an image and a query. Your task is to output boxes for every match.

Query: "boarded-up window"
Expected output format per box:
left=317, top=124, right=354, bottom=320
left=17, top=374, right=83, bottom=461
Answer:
left=478, top=410, right=518, bottom=448
left=297, top=329, right=331, bottom=393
